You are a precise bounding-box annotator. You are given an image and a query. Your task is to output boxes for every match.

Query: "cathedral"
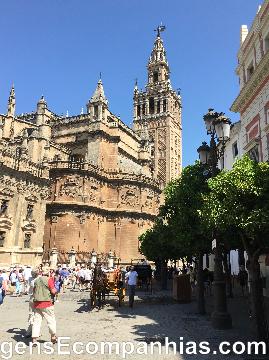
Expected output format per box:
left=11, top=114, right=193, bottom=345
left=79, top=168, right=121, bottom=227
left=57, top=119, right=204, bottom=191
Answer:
left=0, top=28, right=182, bottom=266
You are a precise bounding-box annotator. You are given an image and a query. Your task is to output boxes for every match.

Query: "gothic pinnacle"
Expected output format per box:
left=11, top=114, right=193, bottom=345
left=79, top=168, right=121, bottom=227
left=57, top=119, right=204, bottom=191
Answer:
left=7, top=83, right=16, bottom=117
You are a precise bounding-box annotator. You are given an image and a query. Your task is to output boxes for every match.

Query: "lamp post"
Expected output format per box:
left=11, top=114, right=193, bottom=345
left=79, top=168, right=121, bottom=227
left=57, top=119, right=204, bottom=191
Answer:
left=197, top=108, right=232, bottom=330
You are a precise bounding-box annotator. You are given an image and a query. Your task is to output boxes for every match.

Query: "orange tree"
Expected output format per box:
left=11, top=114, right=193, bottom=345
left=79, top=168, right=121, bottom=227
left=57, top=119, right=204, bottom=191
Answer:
left=140, top=162, right=212, bottom=312
left=202, top=156, right=269, bottom=342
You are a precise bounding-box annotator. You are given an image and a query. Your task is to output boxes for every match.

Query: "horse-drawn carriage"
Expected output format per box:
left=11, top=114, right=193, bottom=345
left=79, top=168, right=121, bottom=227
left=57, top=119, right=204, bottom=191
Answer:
left=133, top=264, right=153, bottom=293
left=89, top=266, right=125, bottom=309
left=89, top=261, right=153, bottom=310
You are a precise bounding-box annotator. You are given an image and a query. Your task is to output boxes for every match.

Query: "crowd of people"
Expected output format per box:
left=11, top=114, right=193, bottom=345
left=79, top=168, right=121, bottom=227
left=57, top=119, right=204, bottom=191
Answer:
left=0, top=262, right=139, bottom=345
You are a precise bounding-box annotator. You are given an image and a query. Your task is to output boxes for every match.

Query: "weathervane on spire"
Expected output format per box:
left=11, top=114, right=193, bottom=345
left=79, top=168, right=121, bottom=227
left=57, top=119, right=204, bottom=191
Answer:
left=154, top=23, right=166, bottom=37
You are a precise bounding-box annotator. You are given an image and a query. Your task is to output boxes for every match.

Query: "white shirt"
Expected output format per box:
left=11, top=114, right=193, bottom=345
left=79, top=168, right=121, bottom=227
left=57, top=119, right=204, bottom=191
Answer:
left=10, top=273, right=17, bottom=283
left=77, top=269, right=86, bottom=278
left=126, top=271, right=138, bottom=286
left=84, top=269, right=93, bottom=281
left=1, top=273, right=8, bottom=281
left=23, top=267, right=32, bottom=281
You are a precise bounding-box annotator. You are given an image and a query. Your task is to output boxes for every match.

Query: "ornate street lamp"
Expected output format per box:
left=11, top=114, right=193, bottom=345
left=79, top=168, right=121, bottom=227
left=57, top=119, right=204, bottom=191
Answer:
left=197, top=142, right=210, bottom=165
left=197, top=108, right=232, bottom=330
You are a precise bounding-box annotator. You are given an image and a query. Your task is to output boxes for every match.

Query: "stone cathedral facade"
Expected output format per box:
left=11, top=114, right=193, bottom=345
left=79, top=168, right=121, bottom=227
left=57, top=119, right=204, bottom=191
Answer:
left=0, top=30, right=182, bottom=266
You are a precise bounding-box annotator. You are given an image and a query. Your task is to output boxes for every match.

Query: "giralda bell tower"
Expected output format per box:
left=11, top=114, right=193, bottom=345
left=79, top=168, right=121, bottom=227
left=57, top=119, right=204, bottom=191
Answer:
left=133, top=26, right=182, bottom=188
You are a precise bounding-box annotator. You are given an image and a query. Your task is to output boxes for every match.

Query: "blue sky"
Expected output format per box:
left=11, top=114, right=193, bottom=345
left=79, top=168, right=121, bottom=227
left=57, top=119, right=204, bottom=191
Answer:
left=0, top=0, right=262, bottom=166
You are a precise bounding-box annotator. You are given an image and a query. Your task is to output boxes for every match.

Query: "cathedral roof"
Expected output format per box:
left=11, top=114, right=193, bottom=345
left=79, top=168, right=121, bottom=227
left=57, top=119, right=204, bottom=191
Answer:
left=90, top=79, right=108, bottom=105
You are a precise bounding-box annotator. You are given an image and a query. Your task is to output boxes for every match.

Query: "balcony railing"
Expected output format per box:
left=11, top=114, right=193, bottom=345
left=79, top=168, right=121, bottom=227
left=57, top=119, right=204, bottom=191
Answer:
left=0, top=148, right=49, bottom=179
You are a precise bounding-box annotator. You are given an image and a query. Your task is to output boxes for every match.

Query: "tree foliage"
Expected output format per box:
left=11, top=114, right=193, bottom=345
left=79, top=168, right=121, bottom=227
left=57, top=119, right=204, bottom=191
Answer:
left=161, top=162, right=211, bottom=256
left=139, top=162, right=212, bottom=260
left=202, top=155, right=269, bottom=255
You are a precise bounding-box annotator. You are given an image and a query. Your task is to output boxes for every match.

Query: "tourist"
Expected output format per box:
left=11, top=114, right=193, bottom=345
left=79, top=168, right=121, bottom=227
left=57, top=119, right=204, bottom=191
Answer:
left=188, top=266, right=196, bottom=291
left=77, top=266, right=86, bottom=291
left=84, top=266, right=93, bottom=290
left=25, top=269, right=39, bottom=338
left=18, top=268, right=25, bottom=295
left=59, top=265, right=70, bottom=293
left=125, top=266, right=138, bottom=308
left=238, top=266, right=248, bottom=296
left=23, top=265, right=32, bottom=295
left=1, top=270, right=9, bottom=294
left=32, top=269, right=58, bottom=345
left=70, top=268, right=78, bottom=290
left=10, top=269, right=20, bottom=296
left=0, top=270, right=6, bottom=305
left=54, top=270, right=62, bottom=302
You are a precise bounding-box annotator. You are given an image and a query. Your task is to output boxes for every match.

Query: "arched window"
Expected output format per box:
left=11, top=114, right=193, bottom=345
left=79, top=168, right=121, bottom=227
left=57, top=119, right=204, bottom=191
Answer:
left=24, top=233, right=31, bottom=249
left=153, top=72, right=158, bottom=83
left=94, top=105, right=98, bottom=118
left=137, top=105, right=141, bottom=117
left=149, top=98, right=154, bottom=114
left=157, top=100, right=160, bottom=113
left=163, top=99, right=167, bottom=112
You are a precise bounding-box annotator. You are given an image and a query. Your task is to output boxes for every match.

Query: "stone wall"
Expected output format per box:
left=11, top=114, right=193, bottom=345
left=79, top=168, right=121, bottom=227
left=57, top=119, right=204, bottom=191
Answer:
left=43, top=165, right=160, bottom=263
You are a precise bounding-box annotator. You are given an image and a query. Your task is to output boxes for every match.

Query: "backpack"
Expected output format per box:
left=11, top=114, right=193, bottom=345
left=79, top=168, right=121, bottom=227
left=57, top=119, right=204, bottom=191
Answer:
left=33, top=276, right=52, bottom=302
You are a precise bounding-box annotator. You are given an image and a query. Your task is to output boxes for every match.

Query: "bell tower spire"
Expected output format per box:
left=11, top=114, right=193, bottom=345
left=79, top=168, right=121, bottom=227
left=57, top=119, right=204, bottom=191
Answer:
left=147, top=25, right=170, bottom=87
left=133, top=27, right=182, bottom=188
left=7, top=84, right=16, bottom=117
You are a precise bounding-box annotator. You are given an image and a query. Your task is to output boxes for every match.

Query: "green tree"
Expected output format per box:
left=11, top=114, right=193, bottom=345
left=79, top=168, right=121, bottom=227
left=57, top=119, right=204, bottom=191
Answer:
left=140, top=163, right=212, bottom=310
left=161, top=162, right=212, bottom=314
left=139, top=220, right=183, bottom=289
left=202, top=156, right=269, bottom=342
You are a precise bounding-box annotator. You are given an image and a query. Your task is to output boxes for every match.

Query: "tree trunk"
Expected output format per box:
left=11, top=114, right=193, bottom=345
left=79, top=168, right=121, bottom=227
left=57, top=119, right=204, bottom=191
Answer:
left=197, top=252, right=206, bottom=315
left=248, top=254, right=269, bottom=345
left=238, top=248, right=245, bottom=269
left=155, top=259, right=161, bottom=281
left=223, top=251, right=233, bottom=298
left=161, top=259, right=168, bottom=290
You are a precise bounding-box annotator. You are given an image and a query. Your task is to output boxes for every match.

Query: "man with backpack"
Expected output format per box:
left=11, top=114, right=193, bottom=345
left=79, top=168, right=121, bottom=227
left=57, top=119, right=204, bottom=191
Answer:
left=31, top=269, right=58, bottom=345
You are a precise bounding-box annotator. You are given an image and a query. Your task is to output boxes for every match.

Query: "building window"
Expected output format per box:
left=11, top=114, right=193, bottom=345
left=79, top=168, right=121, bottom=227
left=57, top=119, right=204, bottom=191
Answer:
left=157, top=100, right=160, bottom=113
left=26, top=204, right=34, bottom=220
left=247, top=61, right=254, bottom=80
left=264, top=33, right=269, bottom=53
left=15, top=147, right=22, bottom=158
left=149, top=97, right=154, bottom=114
left=24, top=233, right=31, bottom=249
left=232, top=141, right=239, bottom=158
left=163, top=99, right=167, bottom=112
left=153, top=72, right=158, bottom=83
left=94, top=105, right=98, bottom=118
left=0, top=200, right=8, bottom=216
left=137, top=105, right=141, bottom=117
left=0, top=232, right=5, bottom=247
left=248, top=144, right=259, bottom=162
left=142, top=104, right=146, bottom=115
